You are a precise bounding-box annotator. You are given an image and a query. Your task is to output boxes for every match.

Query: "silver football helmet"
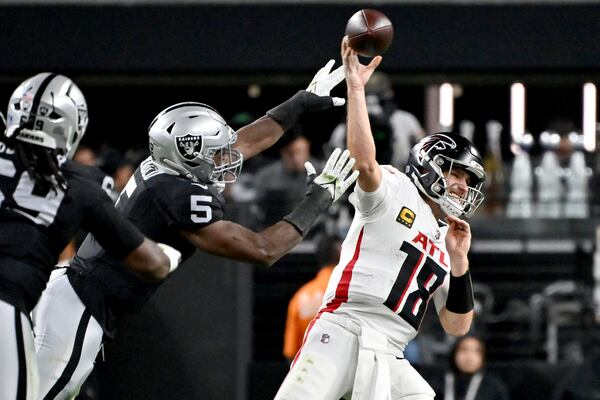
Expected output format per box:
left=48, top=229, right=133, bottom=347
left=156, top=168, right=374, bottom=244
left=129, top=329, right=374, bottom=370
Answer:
left=148, top=102, right=243, bottom=185
left=5, top=72, right=88, bottom=159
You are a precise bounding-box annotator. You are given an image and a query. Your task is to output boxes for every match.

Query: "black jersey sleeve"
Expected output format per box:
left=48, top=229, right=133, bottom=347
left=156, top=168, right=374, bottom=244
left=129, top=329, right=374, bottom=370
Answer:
left=63, top=160, right=118, bottom=200
left=163, top=183, right=225, bottom=231
left=78, top=184, right=144, bottom=260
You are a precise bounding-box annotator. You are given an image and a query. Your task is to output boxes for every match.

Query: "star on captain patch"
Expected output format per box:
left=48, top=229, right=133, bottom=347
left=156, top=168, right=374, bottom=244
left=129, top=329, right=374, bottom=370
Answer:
left=396, top=206, right=416, bottom=229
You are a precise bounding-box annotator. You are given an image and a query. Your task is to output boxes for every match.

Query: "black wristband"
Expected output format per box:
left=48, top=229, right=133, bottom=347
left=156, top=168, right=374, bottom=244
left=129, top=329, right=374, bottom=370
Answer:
left=445, top=270, right=474, bottom=314
left=283, top=183, right=332, bottom=236
left=266, top=90, right=333, bottom=131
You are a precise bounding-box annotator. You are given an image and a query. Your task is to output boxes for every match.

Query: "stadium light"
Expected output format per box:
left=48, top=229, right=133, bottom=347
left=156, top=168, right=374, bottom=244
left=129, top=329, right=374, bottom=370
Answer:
left=439, top=83, right=454, bottom=129
left=511, top=82, right=526, bottom=143
left=583, top=82, right=596, bottom=152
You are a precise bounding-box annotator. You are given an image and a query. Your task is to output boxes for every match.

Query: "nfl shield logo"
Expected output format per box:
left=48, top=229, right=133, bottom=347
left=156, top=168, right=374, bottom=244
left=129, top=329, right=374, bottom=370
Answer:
left=176, top=134, right=203, bottom=161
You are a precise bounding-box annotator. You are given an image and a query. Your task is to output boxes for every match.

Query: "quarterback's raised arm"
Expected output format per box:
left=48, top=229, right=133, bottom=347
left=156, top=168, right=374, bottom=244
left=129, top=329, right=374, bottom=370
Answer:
left=342, top=36, right=384, bottom=193
left=181, top=149, right=358, bottom=266
left=234, top=60, right=345, bottom=160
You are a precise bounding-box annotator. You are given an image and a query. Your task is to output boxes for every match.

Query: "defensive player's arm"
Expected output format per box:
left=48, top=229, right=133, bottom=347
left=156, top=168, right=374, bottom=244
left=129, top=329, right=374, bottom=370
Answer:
left=341, top=36, right=383, bottom=192
left=234, top=60, right=345, bottom=160
left=181, top=148, right=358, bottom=266
left=181, top=219, right=303, bottom=267
left=232, top=116, right=284, bottom=160
left=438, top=215, right=474, bottom=336
left=120, top=239, right=172, bottom=281
left=83, top=191, right=172, bottom=281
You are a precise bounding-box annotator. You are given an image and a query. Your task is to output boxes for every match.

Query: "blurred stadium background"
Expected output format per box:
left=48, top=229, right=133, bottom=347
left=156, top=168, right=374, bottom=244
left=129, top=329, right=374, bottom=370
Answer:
left=2, top=0, right=600, bottom=399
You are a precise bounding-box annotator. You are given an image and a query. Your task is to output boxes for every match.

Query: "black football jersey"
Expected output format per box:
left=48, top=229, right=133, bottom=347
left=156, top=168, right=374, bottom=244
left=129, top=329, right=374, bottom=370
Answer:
left=0, top=140, right=144, bottom=313
left=68, top=157, right=225, bottom=337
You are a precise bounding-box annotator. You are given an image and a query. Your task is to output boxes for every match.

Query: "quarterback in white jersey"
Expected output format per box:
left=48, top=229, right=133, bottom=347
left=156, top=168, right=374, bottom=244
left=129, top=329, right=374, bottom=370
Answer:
left=274, top=38, right=486, bottom=400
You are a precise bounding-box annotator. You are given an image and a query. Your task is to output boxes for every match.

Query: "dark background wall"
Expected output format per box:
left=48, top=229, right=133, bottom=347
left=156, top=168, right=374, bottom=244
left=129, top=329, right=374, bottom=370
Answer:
left=95, top=244, right=253, bottom=400
left=0, top=3, right=597, bottom=158
left=1, top=3, right=600, bottom=74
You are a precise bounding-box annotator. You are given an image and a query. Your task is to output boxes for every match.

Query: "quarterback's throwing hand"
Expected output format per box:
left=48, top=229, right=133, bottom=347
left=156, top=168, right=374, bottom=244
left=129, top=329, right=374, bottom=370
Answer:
left=305, top=148, right=359, bottom=203
left=306, top=59, right=346, bottom=106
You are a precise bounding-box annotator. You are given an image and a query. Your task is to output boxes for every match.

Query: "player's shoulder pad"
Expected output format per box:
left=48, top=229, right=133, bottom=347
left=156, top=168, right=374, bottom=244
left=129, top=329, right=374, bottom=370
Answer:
left=157, top=176, right=225, bottom=208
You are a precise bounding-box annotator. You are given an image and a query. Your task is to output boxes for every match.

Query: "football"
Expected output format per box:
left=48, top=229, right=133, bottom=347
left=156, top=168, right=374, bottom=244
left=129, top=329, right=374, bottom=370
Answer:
left=345, top=9, right=394, bottom=57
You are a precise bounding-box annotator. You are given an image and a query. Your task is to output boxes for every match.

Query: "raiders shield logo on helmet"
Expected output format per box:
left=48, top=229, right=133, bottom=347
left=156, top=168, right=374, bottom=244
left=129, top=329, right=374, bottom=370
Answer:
left=176, top=134, right=203, bottom=161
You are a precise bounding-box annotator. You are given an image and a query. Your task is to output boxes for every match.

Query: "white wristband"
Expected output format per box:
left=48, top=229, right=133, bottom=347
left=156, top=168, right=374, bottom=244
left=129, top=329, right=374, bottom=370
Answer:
left=157, top=243, right=182, bottom=273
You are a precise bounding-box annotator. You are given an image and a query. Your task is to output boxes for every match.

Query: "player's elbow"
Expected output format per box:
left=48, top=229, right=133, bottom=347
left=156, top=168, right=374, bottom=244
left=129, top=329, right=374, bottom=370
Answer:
left=253, top=248, right=278, bottom=268
left=137, top=252, right=170, bottom=281
left=252, top=239, right=280, bottom=267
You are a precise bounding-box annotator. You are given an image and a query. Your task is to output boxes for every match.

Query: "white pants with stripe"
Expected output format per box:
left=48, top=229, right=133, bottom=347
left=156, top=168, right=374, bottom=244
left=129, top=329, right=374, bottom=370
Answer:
left=274, top=313, right=435, bottom=400
left=32, top=270, right=103, bottom=400
left=0, top=299, right=39, bottom=400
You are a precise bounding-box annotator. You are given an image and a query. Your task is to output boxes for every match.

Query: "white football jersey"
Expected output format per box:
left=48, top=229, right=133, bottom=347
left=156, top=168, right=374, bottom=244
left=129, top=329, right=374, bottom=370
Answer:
left=319, top=165, right=451, bottom=350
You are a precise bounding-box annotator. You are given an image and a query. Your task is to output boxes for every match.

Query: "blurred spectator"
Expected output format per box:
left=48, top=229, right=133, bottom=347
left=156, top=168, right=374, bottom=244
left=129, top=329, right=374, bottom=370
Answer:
left=73, top=145, right=97, bottom=166
left=327, top=71, right=424, bottom=167
left=96, top=145, right=123, bottom=178
left=253, top=134, right=318, bottom=226
left=438, top=335, right=510, bottom=400
left=113, top=149, right=147, bottom=192
left=283, top=235, right=342, bottom=362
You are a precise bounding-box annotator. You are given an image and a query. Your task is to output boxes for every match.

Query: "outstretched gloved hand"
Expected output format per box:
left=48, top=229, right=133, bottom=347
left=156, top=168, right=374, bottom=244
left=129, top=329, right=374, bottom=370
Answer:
left=266, top=60, right=346, bottom=131
left=305, top=148, right=359, bottom=203
left=306, top=59, right=346, bottom=106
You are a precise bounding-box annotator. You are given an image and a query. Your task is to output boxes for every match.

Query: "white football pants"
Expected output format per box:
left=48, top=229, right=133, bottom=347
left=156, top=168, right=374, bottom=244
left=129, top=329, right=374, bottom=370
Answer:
left=274, top=312, right=435, bottom=400
left=0, top=299, right=39, bottom=400
left=32, top=270, right=103, bottom=400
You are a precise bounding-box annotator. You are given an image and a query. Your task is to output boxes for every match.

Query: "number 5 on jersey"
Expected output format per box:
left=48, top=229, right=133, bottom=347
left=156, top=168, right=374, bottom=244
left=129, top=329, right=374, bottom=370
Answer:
left=191, top=195, right=212, bottom=223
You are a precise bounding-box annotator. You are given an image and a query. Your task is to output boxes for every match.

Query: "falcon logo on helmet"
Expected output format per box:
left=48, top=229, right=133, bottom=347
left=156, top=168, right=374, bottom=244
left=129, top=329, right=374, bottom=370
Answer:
left=417, top=134, right=457, bottom=165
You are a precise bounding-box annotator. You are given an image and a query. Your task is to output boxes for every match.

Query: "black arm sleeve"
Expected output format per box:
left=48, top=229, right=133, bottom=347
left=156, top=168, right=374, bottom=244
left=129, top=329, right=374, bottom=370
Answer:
left=283, top=183, right=332, bottom=236
left=266, top=90, right=336, bottom=131
left=82, top=191, right=145, bottom=260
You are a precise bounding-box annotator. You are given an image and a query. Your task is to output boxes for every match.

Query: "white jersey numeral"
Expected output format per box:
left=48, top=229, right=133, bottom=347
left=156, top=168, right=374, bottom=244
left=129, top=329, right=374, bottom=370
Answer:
left=191, top=195, right=212, bottom=223
left=0, top=158, right=64, bottom=226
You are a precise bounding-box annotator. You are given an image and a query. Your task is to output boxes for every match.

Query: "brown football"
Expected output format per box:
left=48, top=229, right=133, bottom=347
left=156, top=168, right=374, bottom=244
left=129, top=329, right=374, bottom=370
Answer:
left=345, top=9, right=394, bottom=57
